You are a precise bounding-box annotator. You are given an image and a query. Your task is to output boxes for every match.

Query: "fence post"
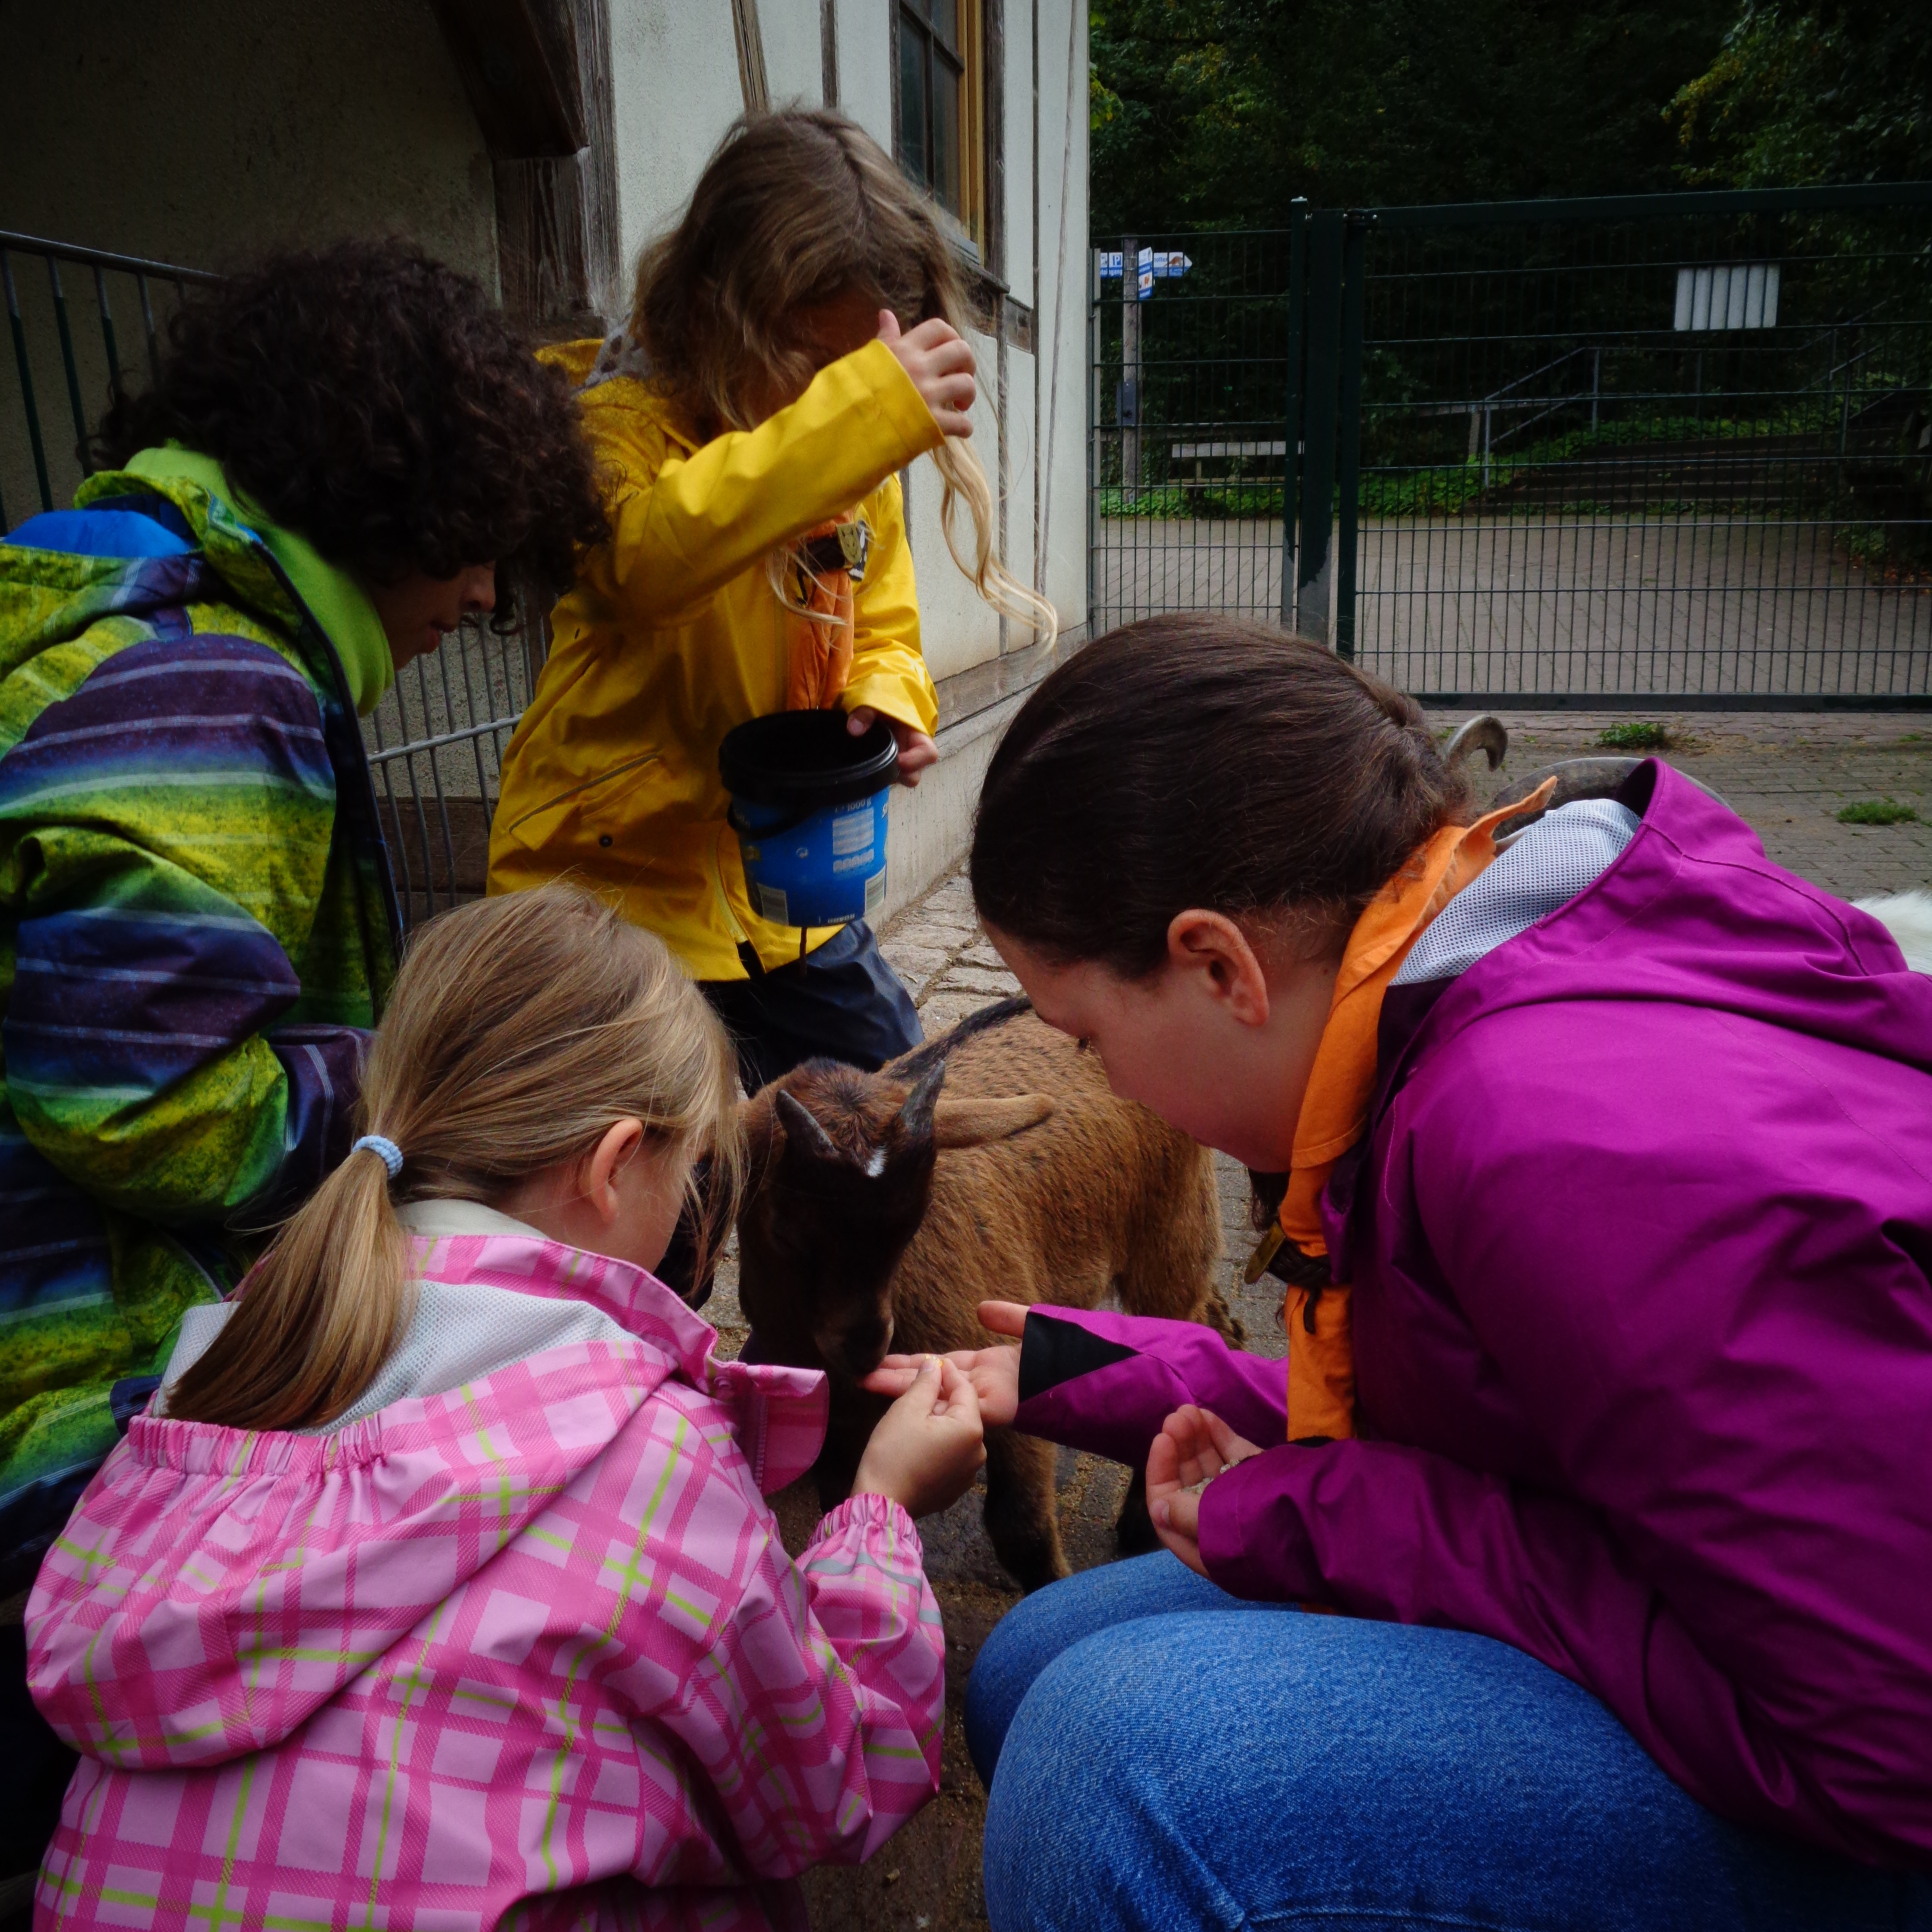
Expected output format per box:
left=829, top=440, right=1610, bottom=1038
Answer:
left=1334, top=214, right=1369, bottom=660
left=1278, top=199, right=1308, bottom=628
left=1120, top=234, right=1140, bottom=500
left=1296, top=210, right=1344, bottom=644
left=3, top=252, right=53, bottom=514
left=45, top=258, right=92, bottom=478
left=1088, top=246, right=1101, bottom=642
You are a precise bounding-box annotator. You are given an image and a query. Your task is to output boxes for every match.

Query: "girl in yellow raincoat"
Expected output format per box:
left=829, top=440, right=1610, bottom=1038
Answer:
left=490, top=110, right=1053, bottom=1172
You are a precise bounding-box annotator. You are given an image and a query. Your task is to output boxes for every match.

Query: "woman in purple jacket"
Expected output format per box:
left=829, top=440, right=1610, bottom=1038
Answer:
left=869, top=616, right=1932, bottom=1930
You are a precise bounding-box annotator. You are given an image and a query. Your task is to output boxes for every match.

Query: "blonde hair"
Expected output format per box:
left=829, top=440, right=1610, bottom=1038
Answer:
left=632, top=108, right=1058, bottom=645
left=167, top=886, right=742, bottom=1432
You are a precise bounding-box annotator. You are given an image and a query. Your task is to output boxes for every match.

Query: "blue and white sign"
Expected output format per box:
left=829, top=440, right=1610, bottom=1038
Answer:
left=1099, top=249, right=1192, bottom=300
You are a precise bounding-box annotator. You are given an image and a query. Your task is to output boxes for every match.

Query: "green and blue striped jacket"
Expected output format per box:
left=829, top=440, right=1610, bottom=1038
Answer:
left=0, top=468, right=399, bottom=1588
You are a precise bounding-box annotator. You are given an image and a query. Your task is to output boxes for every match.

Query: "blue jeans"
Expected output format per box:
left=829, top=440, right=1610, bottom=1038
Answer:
left=967, top=1552, right=1932, bottom=1932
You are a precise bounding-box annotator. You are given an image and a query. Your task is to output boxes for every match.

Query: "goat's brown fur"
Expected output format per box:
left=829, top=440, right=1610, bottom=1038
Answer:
left=735, top=1000, right=1236, bottom=1590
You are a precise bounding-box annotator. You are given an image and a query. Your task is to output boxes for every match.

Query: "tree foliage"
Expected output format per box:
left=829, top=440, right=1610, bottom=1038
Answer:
left=1666, top=1, right=1932, bottom=186
left=1090, top=0, right=1736, bottom=233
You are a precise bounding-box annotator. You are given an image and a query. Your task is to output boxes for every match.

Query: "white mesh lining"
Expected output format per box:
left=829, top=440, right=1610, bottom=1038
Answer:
left=1394, top=798, right=1640, bottom=987
left=159, top=1278, right=632, bottom=1436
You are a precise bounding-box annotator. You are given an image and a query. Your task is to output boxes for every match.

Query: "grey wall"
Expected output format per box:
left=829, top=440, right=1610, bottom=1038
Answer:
left=0, top=0, right=496, bottom=284
left=0, top=0, right=498, bottom=524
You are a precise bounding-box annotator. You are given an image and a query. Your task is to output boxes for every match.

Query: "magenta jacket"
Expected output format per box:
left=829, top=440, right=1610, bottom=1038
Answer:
left=1012, top=762, right=1932, bottom=1868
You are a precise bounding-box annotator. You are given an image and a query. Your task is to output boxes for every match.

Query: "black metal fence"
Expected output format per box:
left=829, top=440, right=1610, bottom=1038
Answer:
left=1091, top=183, right=1932, bottom=707
left=0, top=229, right=540, bottom=926
left=1088, top=230, right=1298, bottom=631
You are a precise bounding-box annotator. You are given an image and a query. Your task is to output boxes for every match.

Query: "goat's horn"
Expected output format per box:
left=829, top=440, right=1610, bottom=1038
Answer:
left=895, top=1056, right=948, bottom=1143
left=1444, top=714, right=1508, bottom=772
left=774, top=1088, right=842, bottom=1164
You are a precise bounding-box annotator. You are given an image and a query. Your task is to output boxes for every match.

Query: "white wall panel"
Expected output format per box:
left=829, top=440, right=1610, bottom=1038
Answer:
left=608, top=0, right=747, bottom=274
left=834, top=0, right=895, bottom=150
left=760, top=0, right=830, bottom=110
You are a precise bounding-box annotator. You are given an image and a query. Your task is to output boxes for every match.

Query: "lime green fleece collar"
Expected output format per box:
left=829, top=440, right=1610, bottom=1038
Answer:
left=124, top=445, right=396, bottom=714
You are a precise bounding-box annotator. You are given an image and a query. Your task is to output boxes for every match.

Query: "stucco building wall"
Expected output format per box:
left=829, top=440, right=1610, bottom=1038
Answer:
left=0, top=0, right=1090, bottom=922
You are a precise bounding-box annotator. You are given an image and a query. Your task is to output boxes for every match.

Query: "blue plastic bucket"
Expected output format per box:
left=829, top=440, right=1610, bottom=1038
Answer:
left=719, top=712, right=898, bottom=930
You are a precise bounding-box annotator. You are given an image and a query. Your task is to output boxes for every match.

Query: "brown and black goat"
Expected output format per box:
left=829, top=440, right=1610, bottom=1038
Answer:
left=734, top=999, right=1238, bottom=1591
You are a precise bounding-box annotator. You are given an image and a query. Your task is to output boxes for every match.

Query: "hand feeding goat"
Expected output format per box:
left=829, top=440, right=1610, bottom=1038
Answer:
left=734, top=999, right=1238, bottom=1591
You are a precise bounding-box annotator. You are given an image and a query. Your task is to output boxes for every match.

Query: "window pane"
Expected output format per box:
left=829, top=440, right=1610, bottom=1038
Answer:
left=932, top=0, right=958, bottom=50
left=898, top=20, right=929, bottom=188
left=932, top=51, right=961, bottom=214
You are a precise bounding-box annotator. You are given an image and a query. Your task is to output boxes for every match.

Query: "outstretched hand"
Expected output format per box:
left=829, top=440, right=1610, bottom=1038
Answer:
left=862, top=1300, right=1028, bottom=1426
left=876, top=308, right=976, bottom=437
left=851, top=1354, right=986, bottom=1518
left=1146, top=1406, right=1264, bottom=1578
left=847, top=706, right=938, bottom=786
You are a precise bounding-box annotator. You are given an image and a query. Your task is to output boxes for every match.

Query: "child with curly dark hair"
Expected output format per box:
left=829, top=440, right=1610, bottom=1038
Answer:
left=0, top=236, right=606, bottom=1896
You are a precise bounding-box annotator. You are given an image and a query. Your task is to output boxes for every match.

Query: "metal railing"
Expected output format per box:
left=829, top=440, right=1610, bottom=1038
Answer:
left=1090, top=183, right=1932, bottom=708
left=1, top=230, right=542, bottom=924
left=0, top=229, right=220, bottom=524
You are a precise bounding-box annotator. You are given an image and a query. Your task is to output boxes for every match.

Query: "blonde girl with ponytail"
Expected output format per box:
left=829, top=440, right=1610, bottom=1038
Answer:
left=28, top=884, right=984, bottom=1930
left=488, top=110, right=1054, bottom=1178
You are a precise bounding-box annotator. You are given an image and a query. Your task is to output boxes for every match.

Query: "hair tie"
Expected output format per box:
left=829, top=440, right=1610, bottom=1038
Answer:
left=352, top=1134, right=404, bottom=1180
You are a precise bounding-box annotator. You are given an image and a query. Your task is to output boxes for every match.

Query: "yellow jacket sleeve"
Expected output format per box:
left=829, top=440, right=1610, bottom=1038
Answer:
left=596, top=339, right=944, bottom=626
left=842, top=472, right=939, bottom=737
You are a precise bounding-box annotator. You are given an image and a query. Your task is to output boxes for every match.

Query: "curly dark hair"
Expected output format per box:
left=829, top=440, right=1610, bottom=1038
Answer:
left=94, top=238, right=606, bottom=615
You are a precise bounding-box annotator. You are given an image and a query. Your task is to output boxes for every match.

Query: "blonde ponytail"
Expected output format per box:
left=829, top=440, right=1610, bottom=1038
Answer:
left=167, top=1146, right=414, bottom=1433
left=167, top=885, right=742, bottom=1433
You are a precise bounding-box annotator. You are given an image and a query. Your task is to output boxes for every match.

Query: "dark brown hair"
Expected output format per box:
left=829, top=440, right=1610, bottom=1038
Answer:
left=969, top=616, right=1473, bottom=978
left=95, top=238, right=608, bottom=620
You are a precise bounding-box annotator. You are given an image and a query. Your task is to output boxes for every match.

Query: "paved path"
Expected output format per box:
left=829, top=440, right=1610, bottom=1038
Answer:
left=1093, top=518, right=1932, bottom=700
left=729, top=715, right=1928, bottom=1930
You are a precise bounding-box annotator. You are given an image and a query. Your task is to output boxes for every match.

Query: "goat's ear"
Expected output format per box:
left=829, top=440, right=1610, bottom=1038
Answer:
left=894, top=1058, right=948, bottom=1144
left=932, top=1094, right=1055, bottom=1149
left=774, top=1088, right=843, bottom=1166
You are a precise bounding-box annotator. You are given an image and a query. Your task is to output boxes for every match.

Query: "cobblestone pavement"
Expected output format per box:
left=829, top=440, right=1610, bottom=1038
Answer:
left=722, top=712, right=1928, bottom=1930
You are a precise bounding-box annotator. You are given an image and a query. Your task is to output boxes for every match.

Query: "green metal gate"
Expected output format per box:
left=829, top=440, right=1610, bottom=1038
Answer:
left=1091, top=182, right=1932, bottom=708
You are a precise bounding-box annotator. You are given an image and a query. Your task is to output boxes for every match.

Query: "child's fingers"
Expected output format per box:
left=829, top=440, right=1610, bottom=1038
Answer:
left=903, top=316, right=961, bottom=353
left=936, top=1359, right=984, bottom=1427
left=919, top=334, right=976, bottom=376
left=928, top=372, right=978, bottom=414
left=860, top=1364, right=920, bottom=1396
left=876, top=308, right=902, bottom=342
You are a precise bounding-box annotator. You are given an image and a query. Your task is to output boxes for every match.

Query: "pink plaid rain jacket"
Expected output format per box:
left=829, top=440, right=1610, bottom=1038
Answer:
left=24, top=1228, right=946, bottom=1930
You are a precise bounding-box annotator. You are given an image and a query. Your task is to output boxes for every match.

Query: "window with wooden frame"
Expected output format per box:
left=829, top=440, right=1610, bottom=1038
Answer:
left=894, top=0, right=984, bottom=256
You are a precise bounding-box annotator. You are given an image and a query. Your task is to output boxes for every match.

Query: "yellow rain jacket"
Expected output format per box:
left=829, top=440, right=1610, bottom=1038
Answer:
left=488, top=338, right=946, bottom=979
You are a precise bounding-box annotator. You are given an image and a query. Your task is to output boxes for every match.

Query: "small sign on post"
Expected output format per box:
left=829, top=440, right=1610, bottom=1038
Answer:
left=1100, top=248, right=1192, bottom=300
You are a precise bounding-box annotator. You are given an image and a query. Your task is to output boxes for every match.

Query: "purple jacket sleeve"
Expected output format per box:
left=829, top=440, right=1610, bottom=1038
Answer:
left=1010, top=1308, right=1287, bottom=1469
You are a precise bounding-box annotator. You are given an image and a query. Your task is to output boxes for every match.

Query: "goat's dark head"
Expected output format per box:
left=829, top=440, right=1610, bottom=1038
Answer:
left=736, top=1056, right=1052, bottom=1381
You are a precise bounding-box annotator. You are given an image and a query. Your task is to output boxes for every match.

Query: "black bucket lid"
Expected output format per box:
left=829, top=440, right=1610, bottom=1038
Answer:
left=719, top=710, right=899, bottom=810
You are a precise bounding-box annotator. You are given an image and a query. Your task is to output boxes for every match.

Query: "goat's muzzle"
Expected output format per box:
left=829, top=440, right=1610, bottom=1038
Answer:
left=818, top=1312, right=896, bottom=1380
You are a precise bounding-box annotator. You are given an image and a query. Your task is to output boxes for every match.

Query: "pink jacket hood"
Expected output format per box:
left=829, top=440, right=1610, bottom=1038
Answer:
left=28, top=1229, right=828, bottom=1768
